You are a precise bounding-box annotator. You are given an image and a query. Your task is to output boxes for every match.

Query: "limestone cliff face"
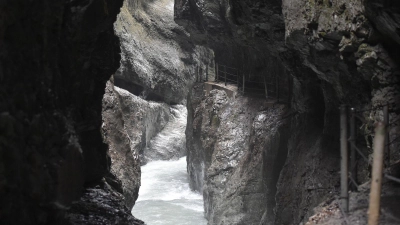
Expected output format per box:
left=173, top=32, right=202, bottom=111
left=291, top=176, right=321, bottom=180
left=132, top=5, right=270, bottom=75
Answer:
left=174, top=0, right=286, bottom=74
left=0, top=0, right=136, bottom=224
left=277, top=1, right=400, bottom=223
left=101, top=0, right=214, bottom=213
left=177, top=0, right=400, bottom=224
left=102, top=80, right=170, bottom=208
left=114, top=0, right=215, bottom=104
left=186, top=84, right=289, bottom=225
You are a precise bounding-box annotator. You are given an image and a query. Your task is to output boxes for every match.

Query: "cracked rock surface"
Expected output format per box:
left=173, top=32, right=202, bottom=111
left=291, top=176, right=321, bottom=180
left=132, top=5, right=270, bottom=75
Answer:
left=175, top=0, right=400, bottom=224
left=186, top=84, right=289, bottom=224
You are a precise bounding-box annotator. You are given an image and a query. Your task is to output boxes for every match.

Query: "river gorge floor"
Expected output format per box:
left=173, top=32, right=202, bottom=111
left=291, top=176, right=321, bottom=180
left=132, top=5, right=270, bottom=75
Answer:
left=131, top=157, right=207, bottom=225
left=2, top=0, right=400, bottom=224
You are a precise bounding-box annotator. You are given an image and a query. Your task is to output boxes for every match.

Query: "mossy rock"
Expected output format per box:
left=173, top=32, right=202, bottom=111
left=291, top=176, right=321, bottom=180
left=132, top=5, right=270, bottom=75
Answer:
left=211, top=115, right=220, bottom=127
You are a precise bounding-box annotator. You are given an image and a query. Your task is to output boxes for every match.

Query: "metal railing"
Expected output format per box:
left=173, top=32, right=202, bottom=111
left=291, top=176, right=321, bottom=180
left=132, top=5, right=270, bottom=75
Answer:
left=214, top=63, right=290, bottom=103
left=339, top=104, right=400, bottom=224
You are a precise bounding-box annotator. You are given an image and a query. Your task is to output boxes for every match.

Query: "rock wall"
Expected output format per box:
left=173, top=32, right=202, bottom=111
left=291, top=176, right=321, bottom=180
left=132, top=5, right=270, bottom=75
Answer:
left=102, top=80, right=170, bottom=208
left=176, top=0, right=400, bottom=224
left=66, top=179, right=144, bottom=225
left=101, top=0, right=214, bottom=214
left=174, top=0, right=286, bottom=71
left=186, top=84, right=289, bottom=225
left=276, top=1, right=400, bottom=223
left=114, top=0, right=215, bottom=105
left=141, top=104, right=188, bottom=164
left=0, top=0, right=134, bottom=224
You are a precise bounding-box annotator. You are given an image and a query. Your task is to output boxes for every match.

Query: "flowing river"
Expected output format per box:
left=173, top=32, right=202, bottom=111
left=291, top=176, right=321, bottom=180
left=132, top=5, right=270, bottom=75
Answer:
left=131, top=105, right=207, bottom=225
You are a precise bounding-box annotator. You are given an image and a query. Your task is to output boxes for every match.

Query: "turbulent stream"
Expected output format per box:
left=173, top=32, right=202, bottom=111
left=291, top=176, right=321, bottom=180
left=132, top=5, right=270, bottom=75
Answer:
left=131, top=105, right=207, bottom=225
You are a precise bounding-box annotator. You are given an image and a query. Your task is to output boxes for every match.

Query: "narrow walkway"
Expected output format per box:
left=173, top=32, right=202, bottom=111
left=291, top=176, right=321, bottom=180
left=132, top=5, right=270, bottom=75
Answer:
left=200, top=63, right=290, bottom=103
left=204, top=81, right=278, bottom=107
left=199, top=62, right=291, bottom=105
left=204, top=81, right=238, bottom=99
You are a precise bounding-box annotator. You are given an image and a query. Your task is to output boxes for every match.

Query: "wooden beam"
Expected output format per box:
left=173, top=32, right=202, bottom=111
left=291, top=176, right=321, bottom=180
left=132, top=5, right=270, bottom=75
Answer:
left=383, top=105, right=389, bottom=166
left=368, top=122, right=386, bottom=225
left=224, top=66, right=227, bottom=86
left=216, top=63, right=219, bottom=81
left=243, top=74, right=245, bottom=93
left=206, top=64, right=209, bottom=82
left=264, top=76, right=268, bottom=99
left=350, top=107, right=357, bottom=191
left=340, top=105, right=349, bottom=213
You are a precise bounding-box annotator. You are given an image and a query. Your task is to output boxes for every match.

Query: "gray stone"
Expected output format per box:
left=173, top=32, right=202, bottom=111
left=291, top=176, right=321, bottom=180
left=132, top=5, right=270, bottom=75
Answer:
left=102, top=80, right=171, bottom=207
left=187, top=84, right=289, bottom=225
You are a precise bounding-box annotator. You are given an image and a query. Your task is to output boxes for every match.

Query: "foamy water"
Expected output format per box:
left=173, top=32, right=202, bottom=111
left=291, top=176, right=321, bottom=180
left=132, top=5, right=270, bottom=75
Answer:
left=132, top=158, right=207, bottom=225
left=132, top=104, right=207, bottom=225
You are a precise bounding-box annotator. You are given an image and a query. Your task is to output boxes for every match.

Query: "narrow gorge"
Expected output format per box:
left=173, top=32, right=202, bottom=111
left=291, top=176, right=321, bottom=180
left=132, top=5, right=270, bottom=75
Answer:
left=1, top=0, right=399, bottom=225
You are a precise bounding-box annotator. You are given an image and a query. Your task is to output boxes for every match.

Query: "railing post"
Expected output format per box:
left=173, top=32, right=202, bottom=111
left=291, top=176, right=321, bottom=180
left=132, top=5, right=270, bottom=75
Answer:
left=243, top=74, right=245, bottom=93
left=383, top=105, right=389, bottom=166
left=206, top=64, right=209, bottom=82
left=216, top=63, right=219, bottom=82
left=350, top=107, right=357, bottom=191
left=368, top=122, right=386, bottom=225
left=340, top=105, right=349, bottom=213
left=196, top=66, right=199, bottom=82
left=276, top=72, right=279, bottom=102
left=288, top=72, right=292, bottom=106
left=264, top=76, right=268, bottom=99
left=224, top=66, right=227, bottom=86
left=237, top=70, right=239, bottom=87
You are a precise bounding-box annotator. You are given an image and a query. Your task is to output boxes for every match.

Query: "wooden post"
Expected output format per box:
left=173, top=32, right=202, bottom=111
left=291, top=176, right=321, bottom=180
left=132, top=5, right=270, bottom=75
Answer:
left=216, top=63, right=219, bottom=82
left=288, top=71, right=292, bottom=106
left=350, top=108, right=357, bottom=191
left=340, top=105, right=349, bottom=213
left=237, top=70, right=239, bottom=87
left=383, top=105, right=389, bottom=166
left=264, top=76, right=268, bottom=99
left=368, top=122, right=386, bottom=225
left=224, top=66, right=227, bottom=86
left=196, top=66, right=199, bottom=82
left=242, top=74, right=245, bottom=93
left=206, top=64, right=209, bottom=82
left=276, top=73, right=280, bottom=102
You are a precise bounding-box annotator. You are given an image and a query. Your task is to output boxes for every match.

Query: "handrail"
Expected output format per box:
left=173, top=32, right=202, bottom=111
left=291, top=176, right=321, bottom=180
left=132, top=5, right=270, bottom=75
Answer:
left=224, top=77, right=238, bottom=83
left=339, top=104, right=400, bottom=223
left=219, top=71, right=239, bottom=77
left=211, top=62, right=291, bottom=103
left=244, top=87, right=266, bottom=91
left=218, top=64, right=238, bottom=70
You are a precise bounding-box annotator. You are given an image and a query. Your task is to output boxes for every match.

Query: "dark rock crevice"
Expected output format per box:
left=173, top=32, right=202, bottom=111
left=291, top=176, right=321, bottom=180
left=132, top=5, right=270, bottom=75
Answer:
left=0, top=0, right=145, bottom=224
left=2, top=0, right=399, bottom=224
left=101, top=1, right=215, bottom=222
left=176, top=0, right=400, bottom=224
left=186, top=83, right=291, bottom=224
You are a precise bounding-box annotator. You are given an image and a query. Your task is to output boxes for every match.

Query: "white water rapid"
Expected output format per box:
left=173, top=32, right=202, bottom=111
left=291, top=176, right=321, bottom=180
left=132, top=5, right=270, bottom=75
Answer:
left=131, top=105, right=207, bottom=225
left=142, top=105, right=187, bottom=163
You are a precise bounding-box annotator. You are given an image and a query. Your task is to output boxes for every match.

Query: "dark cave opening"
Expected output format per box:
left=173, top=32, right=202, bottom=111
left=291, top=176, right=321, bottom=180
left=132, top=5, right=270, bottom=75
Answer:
left=308, top=81, right=326, bottom=130
left=114, top=76, right=176, bottom=104
left=2, top=0, right=400, bottom=224
left=114, top=77, right=145, bottom=96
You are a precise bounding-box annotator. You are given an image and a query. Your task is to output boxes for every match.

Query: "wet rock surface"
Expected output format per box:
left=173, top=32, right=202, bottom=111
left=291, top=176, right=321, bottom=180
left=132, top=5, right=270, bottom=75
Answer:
left=174, top=0, right=287, bottom=78
left=141, top=104, right=188, bottom=164
left=276, top=1, right=400, bottom=223
left=176, top=0, right=400, bottom=224
left=1, top=0, right=399, bottom=224
left=66, top=180, right=144, bottom=225
left=186, top=84, right=289, bottom=225
left=98, top=1, right=214, bottom=220
left=0, top=0, right=125, bottom=224
left=114, top=0, right=214, bottom=104
left=305, top=181, right=400, bottom=225
left=102, top=80, right=171, bottom=207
